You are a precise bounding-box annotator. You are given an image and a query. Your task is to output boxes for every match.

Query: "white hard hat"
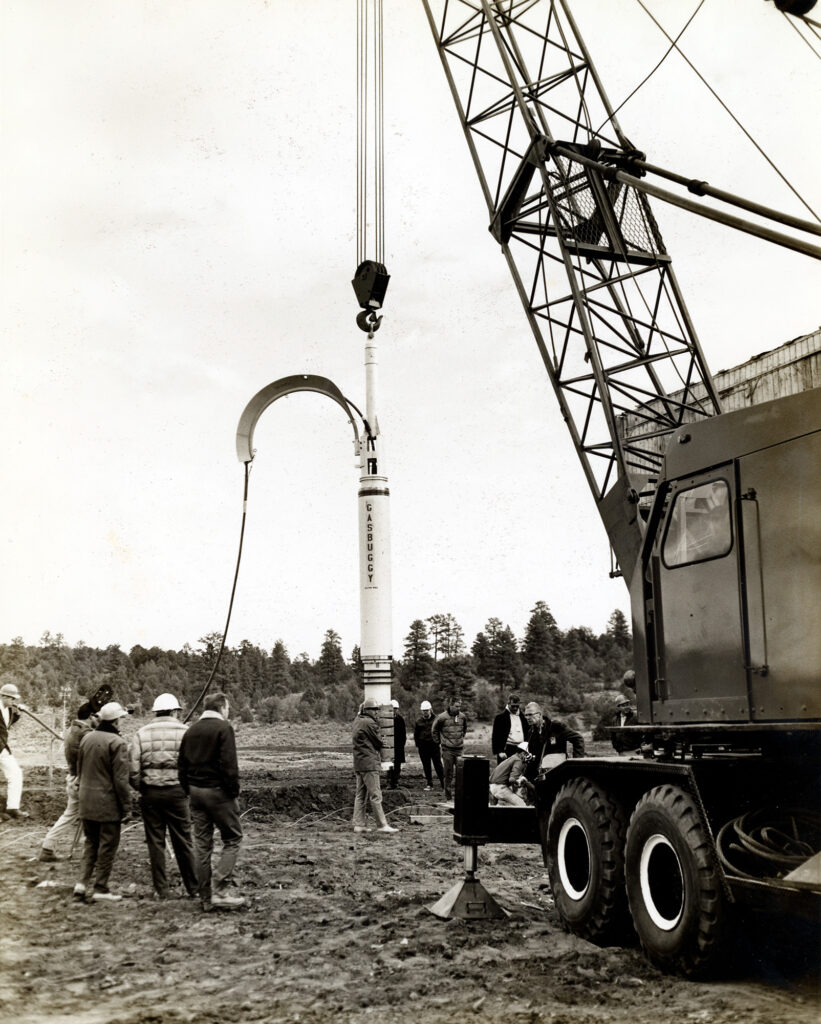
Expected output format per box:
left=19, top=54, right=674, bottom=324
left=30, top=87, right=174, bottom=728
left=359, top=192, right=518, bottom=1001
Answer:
left=390, top=699, right=399, bottom=708
left=0, top=683, right=21, bottom=700
left=362, top=696, right=380, bottom=710
left=420, top=700, right=432, bottom=711
left=152, top=693, right=182, bottom=712
left=98, top=701, right=129, bottom=722
left=517, top=742, right=531, bottom=753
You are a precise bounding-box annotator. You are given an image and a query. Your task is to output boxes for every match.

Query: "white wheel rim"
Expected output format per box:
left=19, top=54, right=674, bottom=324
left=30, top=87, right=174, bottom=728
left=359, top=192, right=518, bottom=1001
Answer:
left=557, top=816, right=590, bottom=901
left=640, top=833, right=684, bottom=930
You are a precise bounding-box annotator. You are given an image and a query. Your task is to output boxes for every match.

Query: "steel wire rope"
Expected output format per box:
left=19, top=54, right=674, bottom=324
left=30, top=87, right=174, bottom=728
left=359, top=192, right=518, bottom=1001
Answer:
left=184, top=461, right=251, bottom=723
left=356, top=0, right=385, bottom=266
left=781, top=7, right=821, bottom=58
left=633, top=0, right=821, bottom=223
left=595, top=0, right=708, bottom=136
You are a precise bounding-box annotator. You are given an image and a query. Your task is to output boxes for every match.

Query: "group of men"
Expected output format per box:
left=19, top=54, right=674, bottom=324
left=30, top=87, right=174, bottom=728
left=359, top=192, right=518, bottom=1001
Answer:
left=489, top=693, right=586, bottom=806
left=4, top=683, right=246, bottom=911
left=351, top=691, right=589, bottom=826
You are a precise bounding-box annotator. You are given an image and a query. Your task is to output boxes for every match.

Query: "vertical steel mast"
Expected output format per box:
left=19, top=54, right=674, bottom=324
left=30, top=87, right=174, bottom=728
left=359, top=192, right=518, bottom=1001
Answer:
left=421, top=0, right=722, bottom=581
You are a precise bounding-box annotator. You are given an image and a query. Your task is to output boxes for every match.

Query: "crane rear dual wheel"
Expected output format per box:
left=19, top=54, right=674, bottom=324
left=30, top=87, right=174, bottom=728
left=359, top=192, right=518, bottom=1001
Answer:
left=625, top=784, right=726, bottom=977
left=545, top=777, right=630, bottom=943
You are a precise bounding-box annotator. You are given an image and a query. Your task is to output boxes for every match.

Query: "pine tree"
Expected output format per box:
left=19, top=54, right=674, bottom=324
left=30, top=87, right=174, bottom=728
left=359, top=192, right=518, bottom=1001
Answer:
left=522, top=601, right=562, bottom=671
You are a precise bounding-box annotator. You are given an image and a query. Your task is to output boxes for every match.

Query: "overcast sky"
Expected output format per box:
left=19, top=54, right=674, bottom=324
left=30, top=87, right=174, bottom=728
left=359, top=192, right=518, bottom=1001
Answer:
left=2, top=0, right=819, bottom=661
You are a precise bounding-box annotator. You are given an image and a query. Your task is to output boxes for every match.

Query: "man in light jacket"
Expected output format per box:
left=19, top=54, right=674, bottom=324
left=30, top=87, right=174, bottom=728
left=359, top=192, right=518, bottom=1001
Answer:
left=130, top=693, right=198, bottom=900
left=74, top=701, right=132, bottom=903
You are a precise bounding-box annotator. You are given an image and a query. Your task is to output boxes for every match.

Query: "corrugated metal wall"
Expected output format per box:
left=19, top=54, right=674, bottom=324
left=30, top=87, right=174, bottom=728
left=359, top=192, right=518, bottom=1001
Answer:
left=619, top=327, right=821, bottom=459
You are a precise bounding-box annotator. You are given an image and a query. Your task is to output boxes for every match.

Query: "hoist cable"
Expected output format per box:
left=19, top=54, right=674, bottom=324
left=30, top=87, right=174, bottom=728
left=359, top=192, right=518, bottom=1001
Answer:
left=781, top=9, right=821, bottom=58
left=356, top=0, right=386, bottom=266
left=634, top=0, right=821, bottom=224
left=184, top=461, right=251, bottom=723
left=596, top=0, right=707, bottom=136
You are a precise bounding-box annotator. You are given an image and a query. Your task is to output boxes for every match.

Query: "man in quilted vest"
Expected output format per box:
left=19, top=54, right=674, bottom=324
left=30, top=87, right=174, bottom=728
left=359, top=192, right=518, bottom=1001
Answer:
left=130, top=693, right=198, bottom=900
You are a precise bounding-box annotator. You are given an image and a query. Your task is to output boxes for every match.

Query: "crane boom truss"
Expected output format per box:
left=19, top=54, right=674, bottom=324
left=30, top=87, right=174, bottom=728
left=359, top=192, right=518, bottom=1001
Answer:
left=421, top=0, right=722, bottom=530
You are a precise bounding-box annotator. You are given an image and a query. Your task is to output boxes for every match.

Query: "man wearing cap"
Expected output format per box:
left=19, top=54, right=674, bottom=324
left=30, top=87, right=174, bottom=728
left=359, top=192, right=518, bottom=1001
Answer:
left=178, top=692, right=245, bottom=910
left=413, top=700, right=444, bottom=791
left=491, top=693, right=529, bottom=763
left=610, top=695, right=640, bottom=754
left=489, top=742, right=533, bottom=806
left=0, top=681, right=27, bottom=820
left=39, top=702, right=100, bottom=860
left=130, top=693, right=198, bottom=900
left=352, top=697, right=398, bottom=834
left=386, top=699, right=406, bottom=790
left=74, top=701, right=132, bottom=902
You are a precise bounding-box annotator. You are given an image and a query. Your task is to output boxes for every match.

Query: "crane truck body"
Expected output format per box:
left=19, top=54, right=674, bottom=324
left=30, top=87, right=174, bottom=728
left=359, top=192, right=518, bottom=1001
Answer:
left=421, top=0, right=821, bottom=973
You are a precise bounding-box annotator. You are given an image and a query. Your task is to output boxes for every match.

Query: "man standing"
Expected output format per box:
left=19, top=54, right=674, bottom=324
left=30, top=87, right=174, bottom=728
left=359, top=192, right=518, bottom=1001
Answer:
left=413, top=700, right=444, bottom=791
left=0, top=682, right=27, bottom=820
left=130, top=693, right=198, bottom=900
left=178, top=692, right=244, bottom=911
left=491, top=692, right=528, bottom=762
left=432, top=697, right=467, bottom=802
left=39, top=703, right=99, bottom=860
left=387, top=699, right=406, bottom=790
left=74, top=701, right=132, bottom=902
left=352, top=697, right=398, bottom=834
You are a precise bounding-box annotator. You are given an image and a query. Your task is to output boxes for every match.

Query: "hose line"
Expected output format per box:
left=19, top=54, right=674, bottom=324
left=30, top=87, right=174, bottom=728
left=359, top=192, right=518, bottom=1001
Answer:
left=184, top=461, right=251, bottom=723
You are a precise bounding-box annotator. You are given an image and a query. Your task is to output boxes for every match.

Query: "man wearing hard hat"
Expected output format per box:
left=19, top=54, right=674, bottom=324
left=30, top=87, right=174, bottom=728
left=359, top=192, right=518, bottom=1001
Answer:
left=74, top=701, right=133, bottom=902
left=0, top=682, right=27, bottom=820
left=413, top=700, right=444, bottom=792
left=352, top=697, right=398, bottom=834
left=130, top=693, right=198, bottom=900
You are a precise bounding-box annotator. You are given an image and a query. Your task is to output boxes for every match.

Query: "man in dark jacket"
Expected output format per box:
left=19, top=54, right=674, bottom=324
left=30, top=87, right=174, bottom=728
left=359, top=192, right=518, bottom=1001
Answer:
left=523, top=701, right=585, bottom=784
left=39, top=702, right=99, bottom=861
left=413, top=700, right=444, bottom=791
left=178, top=691, right=244, bottom=911
left=74, top=701, right=132, bottom=902
left=432, top=698, right=467, bottom=801
left=352, top=696, right=398, bottom=834
left=387, top=699, right=406, bottom=790
left=491, top=692, right=529, bottom=762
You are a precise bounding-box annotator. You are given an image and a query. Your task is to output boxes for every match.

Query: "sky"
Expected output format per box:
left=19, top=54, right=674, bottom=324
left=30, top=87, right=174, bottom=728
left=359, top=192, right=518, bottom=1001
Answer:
left=2, top=1, right=819, bottom=662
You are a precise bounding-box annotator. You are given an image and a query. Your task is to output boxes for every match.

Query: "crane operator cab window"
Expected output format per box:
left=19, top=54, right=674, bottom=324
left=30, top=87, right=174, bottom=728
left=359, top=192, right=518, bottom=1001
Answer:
left=662, top=479, right=732, bottom=568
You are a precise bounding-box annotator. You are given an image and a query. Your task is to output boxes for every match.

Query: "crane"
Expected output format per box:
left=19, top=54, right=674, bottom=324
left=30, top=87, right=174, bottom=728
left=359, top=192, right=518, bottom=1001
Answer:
left=422, top=0, right=821, bottom=976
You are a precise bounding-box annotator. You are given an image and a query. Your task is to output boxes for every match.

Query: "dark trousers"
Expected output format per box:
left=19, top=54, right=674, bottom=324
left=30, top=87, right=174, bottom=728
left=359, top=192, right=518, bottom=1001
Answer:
left=442, top=748, right=462, bottom=798
left=418, top=742, right=444, bottom=787
left=141, top=784, right=198, bottom=898
left=189, top=785, right=243, bottom=901
left=387, top=762, right=403, bottom=789
left=79, top=820, right=121, bottom=892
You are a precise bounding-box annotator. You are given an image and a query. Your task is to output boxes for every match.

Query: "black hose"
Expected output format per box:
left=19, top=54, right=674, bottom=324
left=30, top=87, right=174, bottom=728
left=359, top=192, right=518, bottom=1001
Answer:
left=184, top=462, right=251, bottom=723
left=716, top=808, right=821, bottom=881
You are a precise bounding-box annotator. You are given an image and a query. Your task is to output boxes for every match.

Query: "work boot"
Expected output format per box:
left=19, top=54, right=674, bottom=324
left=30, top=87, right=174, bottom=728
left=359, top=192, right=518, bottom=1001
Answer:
left=210, top=889, right=245, bottom=909
left=423, top=785, right=432, bottom=791
left=91, top=887, right=122, bottom=903
left=72, top=883, right=87, bottom=903
left=376, top=824, right=398, bottom=834
left=353, top=825, right=372, bottom=834
left=5, top=809, right=29, bottom=819
left=38, top=847, right=66, bottom=862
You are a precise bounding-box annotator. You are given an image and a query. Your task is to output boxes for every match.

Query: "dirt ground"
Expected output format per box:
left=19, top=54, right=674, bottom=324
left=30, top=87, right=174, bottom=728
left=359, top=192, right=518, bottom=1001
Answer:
left=0, top=719, right=818, bottom=1024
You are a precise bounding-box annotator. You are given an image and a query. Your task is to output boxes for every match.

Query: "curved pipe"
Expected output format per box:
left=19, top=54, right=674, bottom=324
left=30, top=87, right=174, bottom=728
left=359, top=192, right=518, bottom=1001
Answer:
left=236, top=374, right=361, bottom=463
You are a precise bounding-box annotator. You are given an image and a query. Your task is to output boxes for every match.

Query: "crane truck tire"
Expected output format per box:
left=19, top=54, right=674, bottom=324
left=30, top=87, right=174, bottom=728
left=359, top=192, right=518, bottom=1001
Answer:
left=545, top=777, right=630, bottom=943
left=625, top=784, right=726, bottom=976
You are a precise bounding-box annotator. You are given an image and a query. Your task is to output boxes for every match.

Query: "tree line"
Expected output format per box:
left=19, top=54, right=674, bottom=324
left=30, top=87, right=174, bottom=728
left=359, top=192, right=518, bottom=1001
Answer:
left=0, top=603, right=632, bottom=731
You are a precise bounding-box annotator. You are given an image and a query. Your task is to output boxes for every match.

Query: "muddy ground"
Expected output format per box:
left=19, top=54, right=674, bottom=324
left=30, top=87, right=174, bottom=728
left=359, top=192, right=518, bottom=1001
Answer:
left=0, top=721, right=818, bottom=1024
